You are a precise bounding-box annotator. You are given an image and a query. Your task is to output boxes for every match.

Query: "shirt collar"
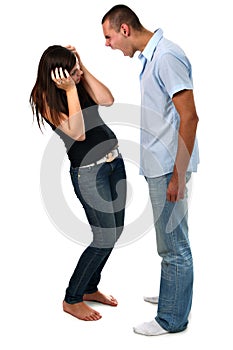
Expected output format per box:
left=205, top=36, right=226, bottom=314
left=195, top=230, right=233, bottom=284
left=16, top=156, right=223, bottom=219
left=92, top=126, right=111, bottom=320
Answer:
left=139, top=28, right=163, bottom=62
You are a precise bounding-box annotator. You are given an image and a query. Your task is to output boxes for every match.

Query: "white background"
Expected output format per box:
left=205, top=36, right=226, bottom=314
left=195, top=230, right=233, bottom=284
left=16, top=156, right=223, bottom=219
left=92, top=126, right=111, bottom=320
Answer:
left=1, top=0, right=232, bottom=349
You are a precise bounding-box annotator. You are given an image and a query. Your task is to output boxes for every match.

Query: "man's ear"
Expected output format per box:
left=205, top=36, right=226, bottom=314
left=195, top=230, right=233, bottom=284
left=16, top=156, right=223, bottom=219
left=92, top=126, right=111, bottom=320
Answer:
left=120, top=24, right=130, bottom=37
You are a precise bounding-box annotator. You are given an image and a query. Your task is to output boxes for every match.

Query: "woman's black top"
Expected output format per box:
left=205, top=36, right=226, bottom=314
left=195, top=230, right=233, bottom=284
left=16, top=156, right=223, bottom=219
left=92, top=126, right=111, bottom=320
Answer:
left=45, top=83, right=118, bottom=167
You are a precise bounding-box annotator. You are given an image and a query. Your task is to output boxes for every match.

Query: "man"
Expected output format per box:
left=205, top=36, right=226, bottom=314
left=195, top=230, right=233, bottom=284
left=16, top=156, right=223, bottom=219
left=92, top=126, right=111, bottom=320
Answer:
left=102, top=5, right=199, bottom=336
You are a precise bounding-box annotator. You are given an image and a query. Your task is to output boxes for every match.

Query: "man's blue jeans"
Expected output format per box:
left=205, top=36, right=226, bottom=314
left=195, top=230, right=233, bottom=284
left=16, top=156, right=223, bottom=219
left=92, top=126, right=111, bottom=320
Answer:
left=65, top=156, right=126, bottom=304
left=146, top=172, right=193, bottom=332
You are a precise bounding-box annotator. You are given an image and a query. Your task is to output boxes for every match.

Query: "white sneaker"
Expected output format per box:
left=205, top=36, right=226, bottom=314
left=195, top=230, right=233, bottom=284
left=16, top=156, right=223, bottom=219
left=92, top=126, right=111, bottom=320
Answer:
left=143, top=296, right=159, bottom=304
left=133, top=319, right=168, bottom=336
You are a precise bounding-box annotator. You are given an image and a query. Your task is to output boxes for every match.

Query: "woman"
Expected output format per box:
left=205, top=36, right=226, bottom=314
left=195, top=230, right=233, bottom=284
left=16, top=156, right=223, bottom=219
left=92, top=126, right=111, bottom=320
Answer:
left=30, top=45, right=126, bottom=321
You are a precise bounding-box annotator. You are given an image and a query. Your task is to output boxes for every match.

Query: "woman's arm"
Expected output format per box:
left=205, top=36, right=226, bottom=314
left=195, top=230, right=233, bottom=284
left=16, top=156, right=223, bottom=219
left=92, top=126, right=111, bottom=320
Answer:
left=50, top=68, right=85, bottom=141
left=66, top=45, right=114, bottom=106
left=81, top=64, right=114, bottom=106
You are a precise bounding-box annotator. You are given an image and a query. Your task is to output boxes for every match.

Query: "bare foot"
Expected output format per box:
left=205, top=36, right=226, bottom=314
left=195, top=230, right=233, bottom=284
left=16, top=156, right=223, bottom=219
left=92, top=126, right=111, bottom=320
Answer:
left=63, top=301, right=102, bottom=321
left=83, top=291, right=118, bottom=306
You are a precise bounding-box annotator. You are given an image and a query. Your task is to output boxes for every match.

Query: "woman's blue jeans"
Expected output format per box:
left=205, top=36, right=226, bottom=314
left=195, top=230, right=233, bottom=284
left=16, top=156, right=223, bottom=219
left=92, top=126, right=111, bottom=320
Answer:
left=146, top=172, right=193, bottom=333
left=65, top=156, right=126, bottom=304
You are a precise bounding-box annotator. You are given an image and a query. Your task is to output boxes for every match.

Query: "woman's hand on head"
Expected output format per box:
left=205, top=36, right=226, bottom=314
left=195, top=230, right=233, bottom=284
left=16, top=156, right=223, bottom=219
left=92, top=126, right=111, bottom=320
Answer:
left=51, top=67, right=75, bottom=92
left=66, top=45, right=82, bottom=65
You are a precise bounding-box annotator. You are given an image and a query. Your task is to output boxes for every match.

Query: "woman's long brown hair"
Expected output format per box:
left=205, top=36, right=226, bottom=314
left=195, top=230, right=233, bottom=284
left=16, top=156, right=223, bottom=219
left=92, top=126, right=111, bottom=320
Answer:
left=30, top=45, right=77, bottom=129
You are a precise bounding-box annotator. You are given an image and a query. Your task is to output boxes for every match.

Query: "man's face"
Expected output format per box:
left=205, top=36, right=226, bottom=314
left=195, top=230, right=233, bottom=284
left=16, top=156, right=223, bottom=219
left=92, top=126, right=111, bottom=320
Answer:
left=102, top=19, right=135, bottom=57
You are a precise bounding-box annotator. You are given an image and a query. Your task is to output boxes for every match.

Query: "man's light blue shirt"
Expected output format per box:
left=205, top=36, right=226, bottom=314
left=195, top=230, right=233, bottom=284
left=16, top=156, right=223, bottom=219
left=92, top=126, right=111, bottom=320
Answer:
left=138, top=29, right=199, bottom=177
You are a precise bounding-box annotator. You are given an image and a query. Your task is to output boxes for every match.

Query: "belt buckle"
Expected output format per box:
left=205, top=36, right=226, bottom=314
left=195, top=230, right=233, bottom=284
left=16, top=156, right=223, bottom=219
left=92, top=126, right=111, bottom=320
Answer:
left=106, top=148, right=119, bottom=163
left=106, top=151, right=115, bottom=163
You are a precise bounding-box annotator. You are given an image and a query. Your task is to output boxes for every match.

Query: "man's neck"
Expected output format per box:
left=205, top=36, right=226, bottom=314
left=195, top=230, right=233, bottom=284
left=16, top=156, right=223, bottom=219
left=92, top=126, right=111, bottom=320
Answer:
left=135, top=28, right=154, bottom=52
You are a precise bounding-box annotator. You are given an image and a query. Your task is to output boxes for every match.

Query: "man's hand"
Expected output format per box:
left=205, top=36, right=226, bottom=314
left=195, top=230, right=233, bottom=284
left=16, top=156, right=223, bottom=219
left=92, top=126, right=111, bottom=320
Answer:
left=166, top=172, right=186, bottom=202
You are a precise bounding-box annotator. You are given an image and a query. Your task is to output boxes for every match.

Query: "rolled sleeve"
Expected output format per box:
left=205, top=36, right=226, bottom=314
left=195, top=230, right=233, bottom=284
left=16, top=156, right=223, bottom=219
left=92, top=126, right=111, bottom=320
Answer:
left=157, top=53, right=193, bottom=98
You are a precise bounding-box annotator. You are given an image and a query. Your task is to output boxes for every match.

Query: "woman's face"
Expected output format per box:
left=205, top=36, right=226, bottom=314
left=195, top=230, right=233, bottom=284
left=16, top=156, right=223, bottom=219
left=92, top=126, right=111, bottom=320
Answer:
left=69, top=60, right=83, bottom=84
